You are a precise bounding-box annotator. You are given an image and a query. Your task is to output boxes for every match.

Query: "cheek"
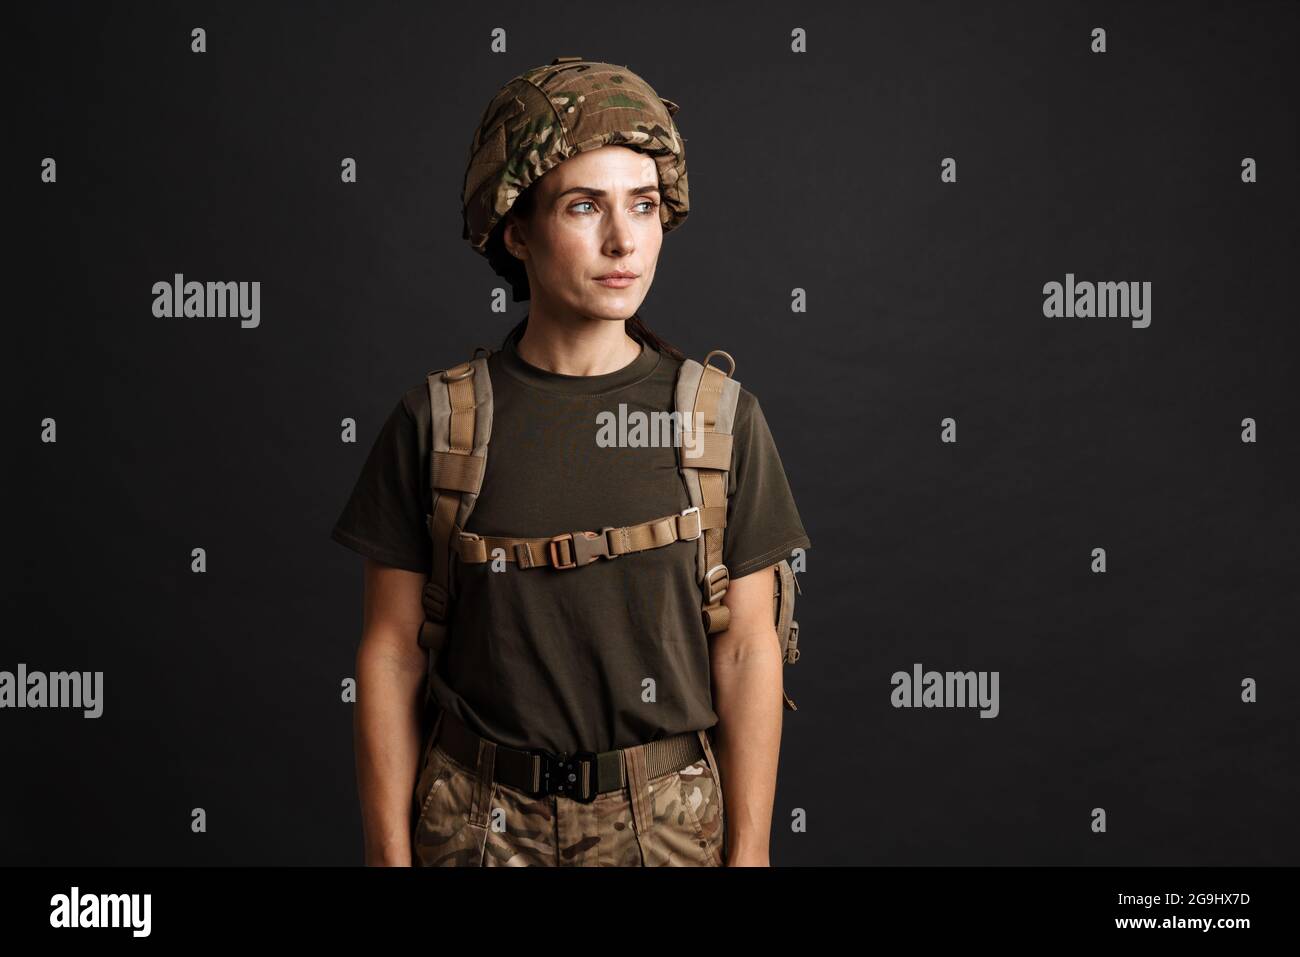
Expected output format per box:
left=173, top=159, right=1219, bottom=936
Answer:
left=640, top=227, right=663, bottom=273
left=547, top=230, right=599, bottom=274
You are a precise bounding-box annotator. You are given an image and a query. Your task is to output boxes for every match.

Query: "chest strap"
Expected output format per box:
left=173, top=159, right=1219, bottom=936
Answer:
left=452, top=505, right=726, bottom=570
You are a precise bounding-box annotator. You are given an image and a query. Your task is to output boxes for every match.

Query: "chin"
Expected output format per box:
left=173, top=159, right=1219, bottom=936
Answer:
left=583, top=299, right=643, bottom=322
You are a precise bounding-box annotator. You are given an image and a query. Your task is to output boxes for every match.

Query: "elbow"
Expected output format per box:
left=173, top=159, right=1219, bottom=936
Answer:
left=357, top=623, right=429, bottom=679
left=711, top=624, right=782, bottom=671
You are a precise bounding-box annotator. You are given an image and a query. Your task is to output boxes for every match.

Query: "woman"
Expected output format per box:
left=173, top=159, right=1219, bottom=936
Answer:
left=330, top=57, right=811, bottom=866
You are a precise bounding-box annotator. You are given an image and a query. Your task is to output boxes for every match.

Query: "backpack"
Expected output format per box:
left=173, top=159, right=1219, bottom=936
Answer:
left=415, top=344, right=804, bottom=714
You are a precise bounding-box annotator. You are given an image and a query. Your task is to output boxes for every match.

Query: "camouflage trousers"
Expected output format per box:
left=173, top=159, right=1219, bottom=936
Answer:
left=410, top=710, right=726, bottom=867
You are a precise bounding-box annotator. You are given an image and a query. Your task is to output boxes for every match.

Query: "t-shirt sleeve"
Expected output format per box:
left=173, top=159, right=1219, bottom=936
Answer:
left=721, top=390, right=812, bottom=581
left=329, top=391, right=432, bottom=574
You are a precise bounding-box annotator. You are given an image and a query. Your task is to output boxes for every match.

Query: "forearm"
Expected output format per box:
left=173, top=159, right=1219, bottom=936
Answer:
left=710, top=629, right=784, bottom=865
left=354, top=638, right=427, bottom=866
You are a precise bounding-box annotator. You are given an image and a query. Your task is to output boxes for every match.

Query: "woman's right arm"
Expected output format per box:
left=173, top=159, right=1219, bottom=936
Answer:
left=354, top=557, right=430, bottom=866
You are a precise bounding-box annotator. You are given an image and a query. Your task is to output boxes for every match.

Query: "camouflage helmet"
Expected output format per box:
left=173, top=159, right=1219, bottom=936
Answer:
left=461, top=56, right=689, bottom=258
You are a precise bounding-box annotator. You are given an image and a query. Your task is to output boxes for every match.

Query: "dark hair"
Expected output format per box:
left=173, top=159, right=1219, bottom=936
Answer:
left=485, top=163, right=686, bottom=362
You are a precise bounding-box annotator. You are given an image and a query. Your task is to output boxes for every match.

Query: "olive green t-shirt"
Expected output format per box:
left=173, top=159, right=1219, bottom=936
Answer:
left=330, top=324, right=812, bottom=754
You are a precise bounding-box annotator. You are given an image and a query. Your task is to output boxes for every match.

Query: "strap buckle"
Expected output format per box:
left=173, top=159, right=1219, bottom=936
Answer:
left=704, top=564, right=729, bottom=604
left=528, top=749, right=599, bottom=802
left=550, top=528, right=619, bottom=568
left=592, top=527, right=622, bottom=562
left=548, top=533, right=577, bottom=569
left=678, top=506, right=702, bottom=542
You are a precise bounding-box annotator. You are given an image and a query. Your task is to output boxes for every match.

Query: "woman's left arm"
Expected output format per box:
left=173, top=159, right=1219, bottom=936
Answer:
left=709, top=563, right=784, bottom=867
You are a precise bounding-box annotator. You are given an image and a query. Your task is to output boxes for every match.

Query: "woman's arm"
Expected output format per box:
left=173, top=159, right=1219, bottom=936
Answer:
left=353, top=558, right=430, bottom=866
left=710, top=564, right=784, bottom=867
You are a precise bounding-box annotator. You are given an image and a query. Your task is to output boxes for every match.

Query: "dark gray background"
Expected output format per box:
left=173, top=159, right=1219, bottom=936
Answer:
left=9, top=0, right=1297, bottom=865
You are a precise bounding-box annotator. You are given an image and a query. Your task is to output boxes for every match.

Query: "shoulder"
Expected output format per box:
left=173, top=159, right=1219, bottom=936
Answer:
left=734, top=382, right=759, bottom=420
left=396, top=379, right=430, bottom=425
left=393, top=349, right=494, bottom=433
left=395, top=352, right=483, bottom=421
left=669, top=351, right=762, bottom=428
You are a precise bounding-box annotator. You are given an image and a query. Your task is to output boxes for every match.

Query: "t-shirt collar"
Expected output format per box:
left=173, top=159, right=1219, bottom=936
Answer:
left=499, top=316, right=661, bottom=395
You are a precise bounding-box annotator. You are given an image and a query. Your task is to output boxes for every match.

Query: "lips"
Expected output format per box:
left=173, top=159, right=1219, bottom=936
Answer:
left=596, top=271, right=638, bottom=279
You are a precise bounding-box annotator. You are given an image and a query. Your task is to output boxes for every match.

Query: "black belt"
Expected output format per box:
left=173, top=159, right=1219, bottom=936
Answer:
left=433, top=708, right=704, bottom=804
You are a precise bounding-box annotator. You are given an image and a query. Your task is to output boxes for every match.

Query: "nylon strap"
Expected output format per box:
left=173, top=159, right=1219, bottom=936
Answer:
left=452, top=506, right=725, bottom=568
left=690, top=359, right=733, bottom=633
left=420, top=360, right=480, bottom=656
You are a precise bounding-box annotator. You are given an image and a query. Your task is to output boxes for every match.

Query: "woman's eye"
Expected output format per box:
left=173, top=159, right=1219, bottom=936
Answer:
left=570, top=200, right=660, bottom=215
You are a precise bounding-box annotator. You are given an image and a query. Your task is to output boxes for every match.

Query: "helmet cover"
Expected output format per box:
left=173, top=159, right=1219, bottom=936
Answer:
left=461, top=56, right=689, bottom=258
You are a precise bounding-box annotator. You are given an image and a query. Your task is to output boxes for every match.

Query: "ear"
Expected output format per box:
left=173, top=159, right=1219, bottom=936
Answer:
left=502, top=218, right=527, bottom=260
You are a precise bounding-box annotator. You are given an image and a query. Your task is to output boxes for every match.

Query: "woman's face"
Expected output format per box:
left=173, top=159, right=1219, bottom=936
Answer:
left=504, top=145, right=663, bottom=321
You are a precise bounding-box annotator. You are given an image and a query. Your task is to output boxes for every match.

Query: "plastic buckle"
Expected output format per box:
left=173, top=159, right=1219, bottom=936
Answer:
left=678, top=506, right=702, bottom=542
left=550, top=529, right=620, bottom=567
left=529, top=749, right=599, bottom=802
left=704, top=564, right=729, bottom=604
left=570, top=528, right=616, bottom=566
left=548, top=533, right=577, bottom=570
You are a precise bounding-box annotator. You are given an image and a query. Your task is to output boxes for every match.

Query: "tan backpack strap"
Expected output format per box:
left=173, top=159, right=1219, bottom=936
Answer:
left=419, top=352, right=493, bottom=659
left=676, top=350, right=741, bottom=634
left=775, top=559, right=800, bottom=711
left=451, top=505, right=725, bottom=569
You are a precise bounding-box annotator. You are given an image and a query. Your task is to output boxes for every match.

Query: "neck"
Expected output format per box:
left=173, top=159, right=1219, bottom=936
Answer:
left=514, top=305, right=642, bottom=376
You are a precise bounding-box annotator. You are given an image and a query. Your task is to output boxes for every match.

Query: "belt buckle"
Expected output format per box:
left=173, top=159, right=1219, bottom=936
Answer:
left=529, top=748, right=600, bottom=803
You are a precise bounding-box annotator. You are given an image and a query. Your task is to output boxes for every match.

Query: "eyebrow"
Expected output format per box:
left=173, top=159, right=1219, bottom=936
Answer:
left=554, top=184, right=661, bottom=199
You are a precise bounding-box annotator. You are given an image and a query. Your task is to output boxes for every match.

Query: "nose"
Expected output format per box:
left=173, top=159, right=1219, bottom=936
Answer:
left=602, top=208, right=636, bottom=257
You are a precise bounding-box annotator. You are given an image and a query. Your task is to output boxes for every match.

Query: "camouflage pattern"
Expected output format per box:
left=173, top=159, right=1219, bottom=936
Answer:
left=412, top=737, right=725, bottom=867
left=461, top=56, right=689, bottom=257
